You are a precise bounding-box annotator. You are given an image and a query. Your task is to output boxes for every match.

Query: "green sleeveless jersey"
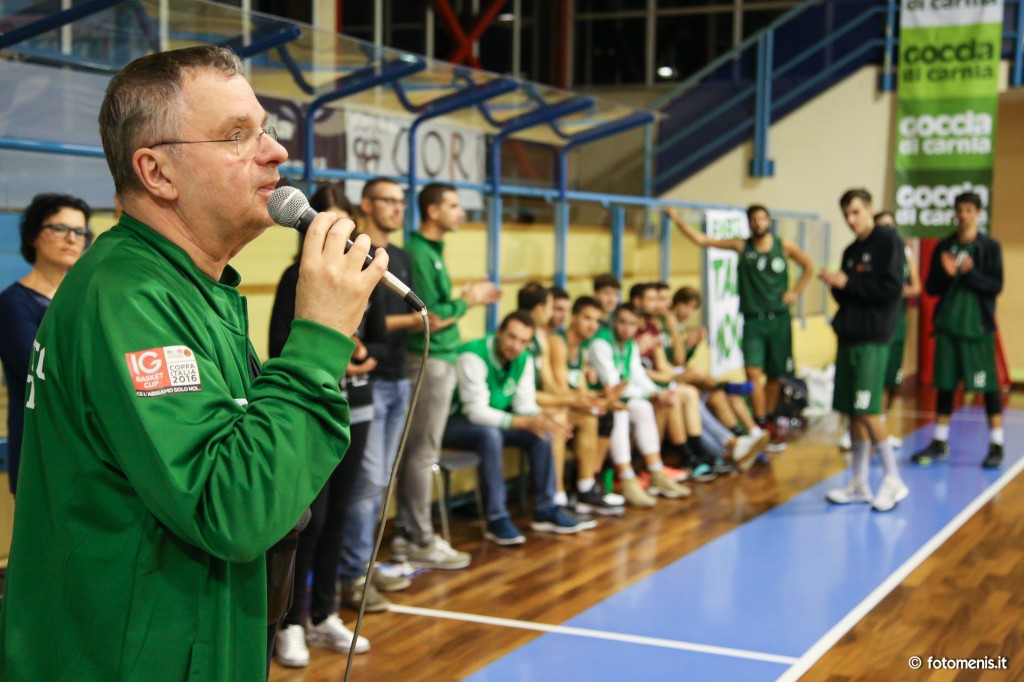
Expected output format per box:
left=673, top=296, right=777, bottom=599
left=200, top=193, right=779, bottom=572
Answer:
left=452, top=334, right=530, bottom=416
left=738, top=236, right=789, bottom=316
left=558, top=330, right=590, bottom=389
left=527, top=335, right=543, bottom=389
left=592, top=327, right=632, bottom=382
left=934, top=241, right=986, bottom=340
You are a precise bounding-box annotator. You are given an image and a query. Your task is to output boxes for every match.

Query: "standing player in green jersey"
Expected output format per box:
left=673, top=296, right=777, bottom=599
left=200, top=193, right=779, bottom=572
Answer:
left=820, top=189, right=909, bottom=512
left=911, top=192, right=1005, bottom=469
left=666, top=205, right=814, bottom=450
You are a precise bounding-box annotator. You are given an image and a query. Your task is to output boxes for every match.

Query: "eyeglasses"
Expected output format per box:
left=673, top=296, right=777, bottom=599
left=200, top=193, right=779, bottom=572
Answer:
left=370, top=197, right=406, bottom=208
left=42, top=224, right=91, bottom=240
left=149, top=126, right=278, bottom=157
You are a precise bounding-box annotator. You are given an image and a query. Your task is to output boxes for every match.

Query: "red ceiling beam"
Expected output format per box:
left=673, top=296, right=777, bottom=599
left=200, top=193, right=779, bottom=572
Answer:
left=431, top=0, right=511, bottom=68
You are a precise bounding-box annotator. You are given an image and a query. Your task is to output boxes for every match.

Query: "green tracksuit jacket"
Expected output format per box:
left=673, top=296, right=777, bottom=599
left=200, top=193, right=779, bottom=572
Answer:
left=0, top=215, right=354, bottom=681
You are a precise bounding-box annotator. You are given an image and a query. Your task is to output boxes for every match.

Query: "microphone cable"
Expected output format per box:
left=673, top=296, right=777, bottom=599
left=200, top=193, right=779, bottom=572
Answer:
left=344, top=309, right=430, bottom=681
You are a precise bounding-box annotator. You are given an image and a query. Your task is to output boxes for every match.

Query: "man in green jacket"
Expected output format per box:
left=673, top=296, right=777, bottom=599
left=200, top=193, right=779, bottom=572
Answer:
left=0, top=46, right=384, bottom=681
left=392, top=183, right=501, bottom=568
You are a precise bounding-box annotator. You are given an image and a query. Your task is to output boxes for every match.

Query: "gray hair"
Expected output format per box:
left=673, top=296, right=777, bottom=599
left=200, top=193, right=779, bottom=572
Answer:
left=99, top=45, right=243, bottom=196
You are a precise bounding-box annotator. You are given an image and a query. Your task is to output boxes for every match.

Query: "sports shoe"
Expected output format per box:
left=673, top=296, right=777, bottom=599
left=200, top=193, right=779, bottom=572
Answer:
left=887, top=435, right=903, bottom=449
left=826, top=481, right=872, bottom=505
left=871, top=475, right=909, bottom=512
left=620, top=476, right=656, bottom=508
left=341, top=576, right=390, bottom=613
left=390, top=534, right=411, bottom=562
left=407, top=536, right=473, bottom=568
left=274, top=624, right=309, bottom=668
left=982, top=443, right=1004, bottom=469
left=712, top=457, right=735, bottom=475
left=372, top=567, right=411, bottom=592
left=837, top=429, right=852, bottom=451
left=765, top=430, right=787, bottom=453
left=560, top=507, right=599, bottom=530
left=662, top=465, right=690, bottom=482
left=485, top=516, right=527, bottom=546
left=307, top=613, right=370, bottom=654
left=733, top=430, right=771, bottom=472
left=648, top=469, right=692, bottom=498
left=574, top=485, right=626, bottom=516
left=531, top=506, right=589, bottom=534
left=689, top=459, right=717, bottom=483
left=911, top=439, right=949, bottom=466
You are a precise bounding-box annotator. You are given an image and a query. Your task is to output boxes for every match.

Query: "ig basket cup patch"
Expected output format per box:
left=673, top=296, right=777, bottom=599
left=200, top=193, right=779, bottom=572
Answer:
left=125, top=345, right=202, bottom=397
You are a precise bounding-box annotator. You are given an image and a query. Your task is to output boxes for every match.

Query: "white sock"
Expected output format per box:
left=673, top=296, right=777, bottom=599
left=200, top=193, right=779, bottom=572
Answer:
left=991, top=427, right=1004, bottom=446
left=577, top=478, right=595, bottom=493
left=851, top=441, right=871, bottom=490
left=875, top=439, right=900, bottom=479
left=553, top=490, right=569, bottom=507
left=618, top=468, right=636, bottom=480
left=647, top=460, right=664, bottom=472
left=934, top=423, right=950, bottom=442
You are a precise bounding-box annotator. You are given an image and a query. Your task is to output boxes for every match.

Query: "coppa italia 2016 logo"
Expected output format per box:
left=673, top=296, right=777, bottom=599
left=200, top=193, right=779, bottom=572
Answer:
left=125, top=345, right=203, bottom=397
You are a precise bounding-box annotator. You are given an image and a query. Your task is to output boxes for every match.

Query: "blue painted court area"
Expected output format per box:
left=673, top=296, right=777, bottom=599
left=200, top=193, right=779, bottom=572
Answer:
left=466, top=408, right=1023, bottom=681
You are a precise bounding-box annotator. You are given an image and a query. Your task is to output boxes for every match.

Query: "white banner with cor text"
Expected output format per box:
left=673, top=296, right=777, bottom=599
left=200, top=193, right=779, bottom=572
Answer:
left=703, top=209, right=749, bottom=378
left=344, top=108, right=486, bottom=211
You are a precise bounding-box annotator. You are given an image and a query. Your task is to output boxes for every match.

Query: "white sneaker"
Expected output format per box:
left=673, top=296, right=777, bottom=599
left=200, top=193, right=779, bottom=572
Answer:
left=602, top=491, right=626, bottom=506
left=390, top=534, right=410, bottom=562
left=887, top=435, right=903, bottom=449
left=307, top=614, right=370, bottom=654
left=648, top=469, right=692, bottom=499
left=871, top=475, right=909, bottom=512
left=620, top=477, right=656, bottom=508
left=733, top=431, right=771, bottom=472
left=407, top=536, right=471, bottom=570
left=274, top=624, right=309, bottom=668
left=826, top=481, right=873, bottom=505
left=838, top=429, right=852, bottom=451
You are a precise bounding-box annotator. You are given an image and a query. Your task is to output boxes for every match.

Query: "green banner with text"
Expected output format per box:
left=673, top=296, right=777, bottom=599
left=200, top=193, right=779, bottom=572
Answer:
left=894, top=0, right=1002, bottom=236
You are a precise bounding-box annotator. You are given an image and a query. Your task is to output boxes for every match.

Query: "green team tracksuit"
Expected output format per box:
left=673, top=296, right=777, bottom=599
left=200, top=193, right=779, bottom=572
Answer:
left=405, top=231, right=465, bottom=362
left=0, top=215, right=354, bottom=681
left=930, top=235, right=1002, bottom=392
left=885, top=246, right=913, bottom=388
left=738, top=236, right=794, bottom=377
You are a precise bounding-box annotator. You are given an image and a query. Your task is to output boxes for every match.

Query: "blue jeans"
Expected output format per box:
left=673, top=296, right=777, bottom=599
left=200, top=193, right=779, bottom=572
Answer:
left=699, top=399, right=732, bottom=458
left=338, top=378, right=410, bottom=584
left=442, top=417, right=555, bottom=522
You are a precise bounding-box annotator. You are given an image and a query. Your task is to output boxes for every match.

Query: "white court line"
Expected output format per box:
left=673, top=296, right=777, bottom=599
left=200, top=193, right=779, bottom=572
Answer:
left=388, top=604, right=799, bottom=666
left=775, top=454, right=1024, bottom=682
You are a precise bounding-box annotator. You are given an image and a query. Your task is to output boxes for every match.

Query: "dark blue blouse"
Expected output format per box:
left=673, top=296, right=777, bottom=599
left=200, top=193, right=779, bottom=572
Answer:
left=0, top=282, right=51, bottom=494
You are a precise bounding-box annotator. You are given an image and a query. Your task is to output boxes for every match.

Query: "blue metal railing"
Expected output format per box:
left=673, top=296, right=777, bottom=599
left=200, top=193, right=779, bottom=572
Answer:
left=646, top=0, right=1024, bottom=195
left=0, top=0, right=831, bottom=333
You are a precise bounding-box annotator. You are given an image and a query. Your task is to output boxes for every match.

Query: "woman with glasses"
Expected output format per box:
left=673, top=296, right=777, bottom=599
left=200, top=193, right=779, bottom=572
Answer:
left=0, top=193, right=91, bottom=495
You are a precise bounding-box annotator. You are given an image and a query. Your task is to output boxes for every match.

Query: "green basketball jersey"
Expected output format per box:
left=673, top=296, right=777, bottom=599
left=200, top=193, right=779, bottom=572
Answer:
left=592, top=327, right=632, bottom=382
left=738, top=236, right=789, bottom=316
left=934, top=241, right=986, bottom=340
left=452, top=334, right=530, bottom=416
left=558, top=330, right=587, bottom=389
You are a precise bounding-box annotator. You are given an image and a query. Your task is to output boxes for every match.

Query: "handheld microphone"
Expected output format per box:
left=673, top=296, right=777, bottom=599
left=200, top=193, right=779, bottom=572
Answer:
left=268, top=186, right=425, bottom=312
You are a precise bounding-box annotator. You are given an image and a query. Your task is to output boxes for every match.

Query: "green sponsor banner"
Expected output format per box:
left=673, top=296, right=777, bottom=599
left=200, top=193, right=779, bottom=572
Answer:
left=893, top=169, right=992, bottom=237
left=896, top=97, right=997, bottom=170
left=898, top=23, right=1002, bottom=100
left=895, top=1, right=1002, bottom=237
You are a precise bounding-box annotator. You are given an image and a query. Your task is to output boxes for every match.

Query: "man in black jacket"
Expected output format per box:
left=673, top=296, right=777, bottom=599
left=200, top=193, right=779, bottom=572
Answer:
left=912, top=192, right=1004, bottom=469
left=819, top=189, right=909, bottom=512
